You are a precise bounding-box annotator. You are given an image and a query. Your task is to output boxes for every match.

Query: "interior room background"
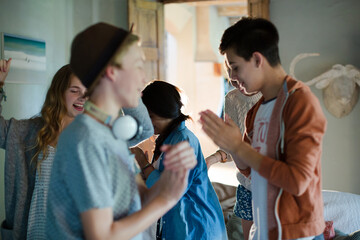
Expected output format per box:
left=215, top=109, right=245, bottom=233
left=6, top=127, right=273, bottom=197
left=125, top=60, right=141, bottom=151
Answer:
left=0, top=2, right=359, bottom=238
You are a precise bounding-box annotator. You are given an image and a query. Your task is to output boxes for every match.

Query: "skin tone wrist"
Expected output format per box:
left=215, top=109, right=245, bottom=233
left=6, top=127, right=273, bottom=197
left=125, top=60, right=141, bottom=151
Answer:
left=141, top=164, right=154, bottom=180
left=130, top=147, right=154, bottom=179
left=138, top=159, right=150, bottom=169
left=233, top=141, right=263, bottom=171
left=155, top=190, right=178, bottom=208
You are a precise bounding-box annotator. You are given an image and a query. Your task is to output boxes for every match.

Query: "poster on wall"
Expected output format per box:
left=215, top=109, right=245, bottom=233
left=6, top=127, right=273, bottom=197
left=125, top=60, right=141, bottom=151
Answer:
left=1, top=33, right=46, bottom=84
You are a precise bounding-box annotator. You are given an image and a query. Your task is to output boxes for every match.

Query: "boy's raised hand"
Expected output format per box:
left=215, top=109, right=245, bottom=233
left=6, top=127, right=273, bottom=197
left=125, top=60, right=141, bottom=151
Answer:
left=0, top=58, right=12, bottom=84
left=156, top=141, right=196, bottom=204
left=158, top=168, right=189, bottom=204
left=199, top=109, right=243, bottom=156
left=161, top=141, right=197, bottom=171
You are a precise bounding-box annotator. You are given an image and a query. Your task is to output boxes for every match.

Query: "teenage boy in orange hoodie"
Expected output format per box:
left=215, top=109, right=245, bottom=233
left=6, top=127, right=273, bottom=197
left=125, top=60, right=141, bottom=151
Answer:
left=199, top=17, right=326, bottom=240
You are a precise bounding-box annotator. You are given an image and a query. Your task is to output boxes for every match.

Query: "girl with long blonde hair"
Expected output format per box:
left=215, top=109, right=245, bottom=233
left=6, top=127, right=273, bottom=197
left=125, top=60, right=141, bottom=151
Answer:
left=0, top=60, right=86, bottom=240
left=32, top=64, right=83, bottom=171
left=26, top=64, right=87, bottom=239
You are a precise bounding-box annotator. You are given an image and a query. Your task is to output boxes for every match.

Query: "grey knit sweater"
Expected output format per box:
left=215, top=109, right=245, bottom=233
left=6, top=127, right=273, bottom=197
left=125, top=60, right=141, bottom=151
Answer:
left=0, top=90, right=154, bottom=240
left=224, top=89, right=262, bottom=134
left=224, top=89, right=262, bottom=188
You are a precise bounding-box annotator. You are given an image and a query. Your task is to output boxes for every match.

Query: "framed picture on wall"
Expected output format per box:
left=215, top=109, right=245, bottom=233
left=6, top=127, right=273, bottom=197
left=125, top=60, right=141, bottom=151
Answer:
left=0, top=32, right=46, bottom=84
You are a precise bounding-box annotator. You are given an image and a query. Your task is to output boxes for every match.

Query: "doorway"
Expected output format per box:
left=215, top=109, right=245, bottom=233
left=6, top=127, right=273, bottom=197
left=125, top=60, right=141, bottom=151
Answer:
left=164, top=1, right=248, bottom=186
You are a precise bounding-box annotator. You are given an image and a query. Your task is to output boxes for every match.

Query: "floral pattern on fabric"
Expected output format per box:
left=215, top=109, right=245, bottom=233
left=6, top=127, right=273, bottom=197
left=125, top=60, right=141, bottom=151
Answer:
left=234, top=185, right=253, bottom=221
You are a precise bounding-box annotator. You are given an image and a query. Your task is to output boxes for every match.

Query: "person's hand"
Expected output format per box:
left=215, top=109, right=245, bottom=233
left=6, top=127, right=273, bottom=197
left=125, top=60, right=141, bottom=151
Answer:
left=199, top=110, right=243, bottom=156
left=130, top=146, right=150, bottom=168
left=158, top=168, right=189, bottom=203
left=0, top=58, right=12, bottom=84
left=161, top=141, right=197, bottom=171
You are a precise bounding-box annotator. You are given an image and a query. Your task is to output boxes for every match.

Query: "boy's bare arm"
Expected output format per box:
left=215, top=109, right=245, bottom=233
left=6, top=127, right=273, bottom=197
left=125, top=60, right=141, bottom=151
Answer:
left=82, top=141, right=196, bottom=240
left=81, top=191, right=179, bottom=240
left=84, top=170, right=187, bottom=240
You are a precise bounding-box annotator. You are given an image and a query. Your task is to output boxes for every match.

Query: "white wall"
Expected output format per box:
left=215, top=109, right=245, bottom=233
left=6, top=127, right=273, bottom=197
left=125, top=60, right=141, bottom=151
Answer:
left=0, top=0, right=128, bottom=236
left=270, top=0, right=360, bottom=194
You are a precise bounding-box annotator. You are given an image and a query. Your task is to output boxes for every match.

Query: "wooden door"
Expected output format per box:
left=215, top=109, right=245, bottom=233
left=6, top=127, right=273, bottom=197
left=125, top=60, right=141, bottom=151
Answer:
left=247, top=0, right=269, bottom=19
left=128, top=0, right=165, bottom=81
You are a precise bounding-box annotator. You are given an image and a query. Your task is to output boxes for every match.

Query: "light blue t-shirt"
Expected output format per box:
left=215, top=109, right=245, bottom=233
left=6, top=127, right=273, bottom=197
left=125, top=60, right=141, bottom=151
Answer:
left=45, top=114, right=142, bottom=240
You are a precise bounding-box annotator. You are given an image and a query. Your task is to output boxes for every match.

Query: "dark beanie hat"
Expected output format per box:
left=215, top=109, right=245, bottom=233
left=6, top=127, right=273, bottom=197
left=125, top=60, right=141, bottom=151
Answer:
left=70, top=22, right=130, bottom=88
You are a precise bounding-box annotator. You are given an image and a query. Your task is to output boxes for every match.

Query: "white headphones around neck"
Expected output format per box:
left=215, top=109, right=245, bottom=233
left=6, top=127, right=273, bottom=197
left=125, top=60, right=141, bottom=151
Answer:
left=84, top=101, right=143, bottom=141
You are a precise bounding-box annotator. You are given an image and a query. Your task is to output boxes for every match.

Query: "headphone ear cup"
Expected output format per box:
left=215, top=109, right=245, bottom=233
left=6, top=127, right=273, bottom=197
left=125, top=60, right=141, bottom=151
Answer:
left=112, top=115, right=139, bottom=140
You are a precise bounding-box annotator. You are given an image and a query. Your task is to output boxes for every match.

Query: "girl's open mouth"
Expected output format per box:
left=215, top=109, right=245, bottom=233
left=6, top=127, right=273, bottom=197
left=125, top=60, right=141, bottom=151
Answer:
left=73, top=103, right=84, bottom=111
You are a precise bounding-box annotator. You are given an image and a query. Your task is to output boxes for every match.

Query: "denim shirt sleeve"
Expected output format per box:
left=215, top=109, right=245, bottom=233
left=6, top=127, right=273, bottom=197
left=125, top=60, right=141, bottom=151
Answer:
left=146, top=151, right=165, bottom=188
left=145, top=169, right=161, bottom=188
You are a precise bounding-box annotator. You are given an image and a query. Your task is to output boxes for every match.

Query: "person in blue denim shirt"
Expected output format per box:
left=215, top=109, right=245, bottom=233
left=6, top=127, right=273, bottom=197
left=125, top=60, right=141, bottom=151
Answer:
left=133, top=80, right=228, bottom=240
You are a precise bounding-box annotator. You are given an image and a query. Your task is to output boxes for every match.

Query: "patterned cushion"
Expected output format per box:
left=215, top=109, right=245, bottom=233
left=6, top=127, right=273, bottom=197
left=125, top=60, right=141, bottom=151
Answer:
left=334, top=229, right=360, bottom=240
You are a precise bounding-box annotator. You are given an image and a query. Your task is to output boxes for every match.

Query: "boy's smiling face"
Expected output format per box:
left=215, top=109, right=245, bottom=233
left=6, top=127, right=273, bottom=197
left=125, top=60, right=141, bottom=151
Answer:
left=224, top=47, right=261, bottom=96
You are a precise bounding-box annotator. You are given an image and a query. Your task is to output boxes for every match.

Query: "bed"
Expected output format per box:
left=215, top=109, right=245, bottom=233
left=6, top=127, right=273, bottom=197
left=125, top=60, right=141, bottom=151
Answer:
left=211, top=182, right=360, bottom=240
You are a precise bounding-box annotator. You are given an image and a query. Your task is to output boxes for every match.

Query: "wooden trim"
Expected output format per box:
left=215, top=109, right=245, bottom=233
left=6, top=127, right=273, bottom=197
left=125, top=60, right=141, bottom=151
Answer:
left=136, top=0, right=159, bottom=10
left=143, top=47, right=159, bottom=61
left=247, top=0, right=269, bottom=19
left=128, top=0, right=165, bottom=80
left=163, top=0, right=246, bottom=4
left=157, top=3, right=165, bottom=80
left=217, top=5, right=247, bottom=17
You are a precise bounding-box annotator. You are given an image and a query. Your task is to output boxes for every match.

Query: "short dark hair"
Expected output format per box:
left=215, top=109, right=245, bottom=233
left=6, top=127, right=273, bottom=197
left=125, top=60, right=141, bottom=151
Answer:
left=219, top=17, right=281, bottom=66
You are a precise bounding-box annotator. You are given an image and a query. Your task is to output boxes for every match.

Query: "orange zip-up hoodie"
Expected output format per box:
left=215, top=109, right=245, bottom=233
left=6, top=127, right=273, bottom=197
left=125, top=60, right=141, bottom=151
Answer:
left=241, top=76, right=326, bottom=239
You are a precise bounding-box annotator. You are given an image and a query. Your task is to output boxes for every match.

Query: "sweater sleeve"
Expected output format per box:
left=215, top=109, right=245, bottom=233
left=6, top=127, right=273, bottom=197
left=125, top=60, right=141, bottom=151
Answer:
left=222, top=91, right=239, bottom=162
left=123, top=98, right=154, bottom=147
left=225, top=91, right=241, bottom=129
left=0, top=88, right=11, bottom=149
left=258, top=88, right=327, bottom=196
left=225, top=90, right=261, bottom=177
left=145, top=169, right=161, bottom=188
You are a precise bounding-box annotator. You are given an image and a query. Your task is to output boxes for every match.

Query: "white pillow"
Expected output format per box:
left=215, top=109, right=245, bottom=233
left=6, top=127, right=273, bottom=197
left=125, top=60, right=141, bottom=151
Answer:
left=323, top=190, right=360, bottom=234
